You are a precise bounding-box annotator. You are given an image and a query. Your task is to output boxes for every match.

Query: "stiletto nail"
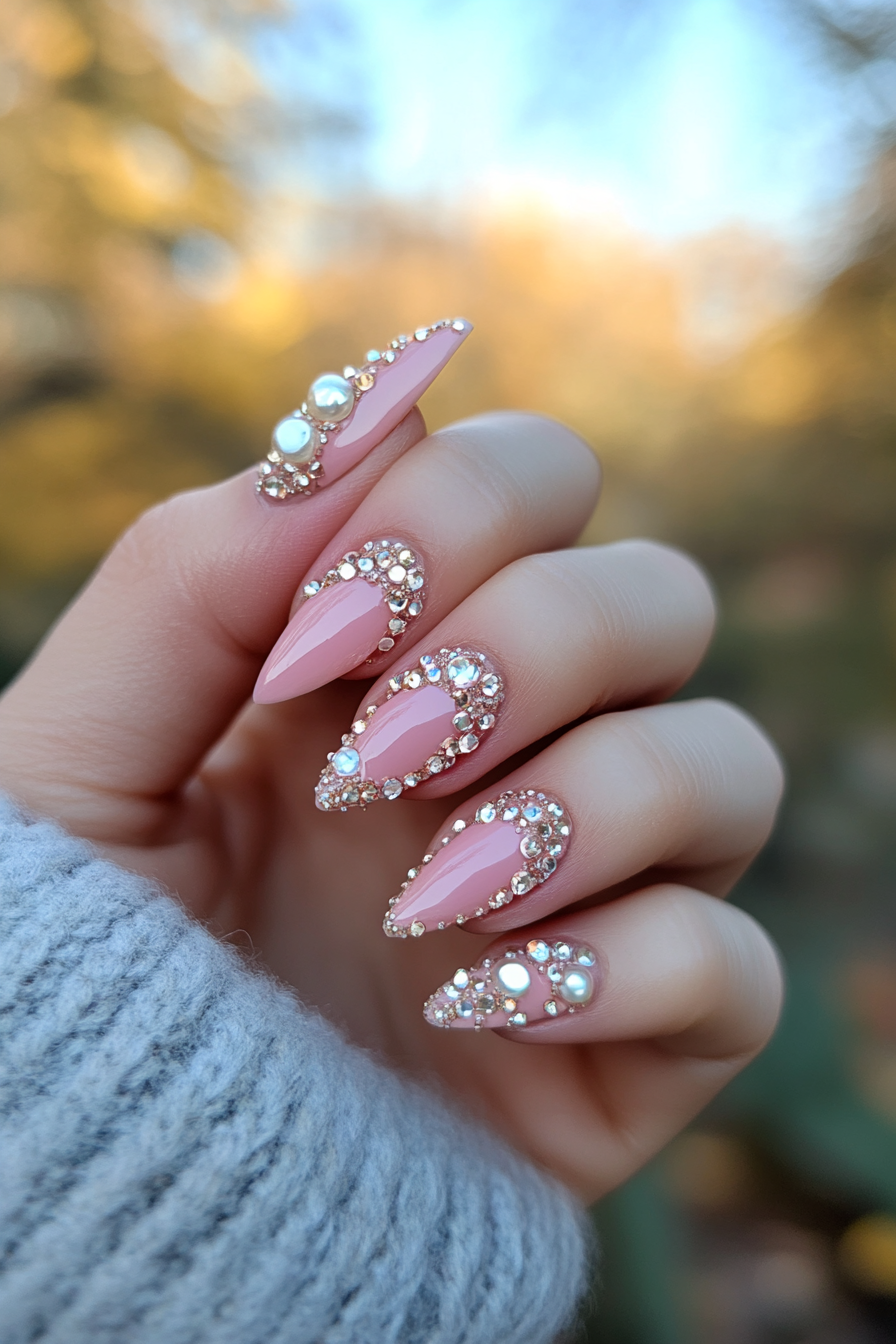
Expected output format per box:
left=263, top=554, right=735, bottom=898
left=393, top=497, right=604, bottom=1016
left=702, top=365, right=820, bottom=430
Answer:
left=424, top=939, right=599, bottom=1030
left=315, top=648, right=504, bottom=810
left=384, top=790, right=571, bottom=937
left=257, top=318, right=472, bottom=500
left=254, top=539, right=425, bottom=703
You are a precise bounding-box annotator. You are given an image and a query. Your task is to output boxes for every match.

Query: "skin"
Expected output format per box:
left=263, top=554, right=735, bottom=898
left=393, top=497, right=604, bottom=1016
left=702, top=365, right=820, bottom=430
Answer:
left=0, top=409, right=785, bottom=1203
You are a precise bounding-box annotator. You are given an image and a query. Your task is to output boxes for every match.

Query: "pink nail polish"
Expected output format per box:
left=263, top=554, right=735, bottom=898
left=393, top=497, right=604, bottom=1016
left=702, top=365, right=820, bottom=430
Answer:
left=258, top=318, right=472, bottom=500
left=384, top=790, right=571, bottom=937
left=254, top=540, right=425, bottom=704
left=424, top=939, right=599, bottom=1031
left=315, top=648, right=504, bottom=810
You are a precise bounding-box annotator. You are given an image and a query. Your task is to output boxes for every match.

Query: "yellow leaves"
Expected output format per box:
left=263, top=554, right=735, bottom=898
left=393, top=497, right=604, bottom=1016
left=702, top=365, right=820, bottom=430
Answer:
left=12, top=1, right=93, bottom=81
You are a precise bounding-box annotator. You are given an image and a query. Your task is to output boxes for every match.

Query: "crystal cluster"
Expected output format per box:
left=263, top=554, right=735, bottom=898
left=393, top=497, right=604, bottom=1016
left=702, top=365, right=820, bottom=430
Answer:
left=257, top=319, right=467, bottom=499
left=315, top=647, right=504, bottom=811
left=424, top=940, right=597, bottom=1031
left=300, top=539, right=425, bottom=656
left=383, top=789, right=571, bottom=936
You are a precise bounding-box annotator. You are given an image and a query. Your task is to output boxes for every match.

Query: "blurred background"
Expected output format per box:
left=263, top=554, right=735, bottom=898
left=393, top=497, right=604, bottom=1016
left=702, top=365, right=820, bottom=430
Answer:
left=1, top=0, right=895, bottom=1338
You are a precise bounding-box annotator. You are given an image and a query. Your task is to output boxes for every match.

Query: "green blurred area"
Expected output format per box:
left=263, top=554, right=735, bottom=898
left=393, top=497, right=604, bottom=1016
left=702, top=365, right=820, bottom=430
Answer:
left=2, top=2, right=896, bottom=1340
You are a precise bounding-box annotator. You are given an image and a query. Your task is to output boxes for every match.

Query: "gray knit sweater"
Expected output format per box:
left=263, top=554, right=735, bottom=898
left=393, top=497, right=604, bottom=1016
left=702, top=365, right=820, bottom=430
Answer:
left=0, top=798, right=589, bottom=1343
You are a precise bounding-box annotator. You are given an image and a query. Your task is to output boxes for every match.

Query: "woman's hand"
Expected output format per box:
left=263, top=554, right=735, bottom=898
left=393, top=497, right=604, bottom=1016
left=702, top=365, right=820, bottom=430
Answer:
left=0, top=405, right=784, bottom=1202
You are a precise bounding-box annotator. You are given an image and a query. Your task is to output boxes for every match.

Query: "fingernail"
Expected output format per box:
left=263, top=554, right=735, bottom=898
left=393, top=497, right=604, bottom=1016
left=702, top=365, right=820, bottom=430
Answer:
left=424, top=939, right=599, bottom=1031
left=254, top=540, right=425, bottom=703
left=384, top=791, right=571, bottom=937
left=257, top=318, right=472, bottom=500
left=315, top=649, right=504, bottom=810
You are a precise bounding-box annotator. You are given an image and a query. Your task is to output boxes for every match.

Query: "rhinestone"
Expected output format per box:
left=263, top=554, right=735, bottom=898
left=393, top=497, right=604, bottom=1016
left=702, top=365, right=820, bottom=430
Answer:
left=408, top=572, right=424, bottom=590
left=366, top=349, right=380, bottom=362
left=424, top=665, right=441, bottom=682
left=403, top=774, right=418, bottom=788
left=521, top=835, right=542, bottom=859
left=452, top=819, right=466, bottom=832
left=307, top=460, right=322, bottom=475
left=476, top=803, right=497, bottom=823
left=388, top=593, right=408, bottom=612
left=389, top=619, right=406, bottom=634
left=480, top=674, right=500, bottom=697
left=508, top=1012, right=528, bottom=1027
left=354, top=370, right=375, bottom=391
left=559, top=823, right=571, bottom=837
left=456, top=999, right=474, bottom=1018
left=376, top=550, right=391, bottom=567
left=358, top=557, right=374, bottom=573
left=554, top=942, right=572, bottom=960
left=261, top=478, right=284, bottom=498
left=442, top=738, right=459, bottom=757
left=547, top=803, right=564, bottom=817
left=559, top=967, right=594, bottom=1005
left=478, top=714, right=495, bottom=730
left=511, top=871, right=535, bottom=895
left=342, top=786, right=359, bottom=803
left=544, top=1000, right=559, bottom=1017
left=303, top=581, right=321, bottom=596
left=453, top=969, right=470, bottom=989
left=403, top=669, right=423, bottom=689
left=502, top=997, right=517, bottom=1012
left=477, top=994, right=497, bottom=1014
left=541, top=856, right=557, bottom=875
left=454, top=691, right=469, bottom=707
left=407, top=920, right=425, bottom=938
left=444, top=984, right=460, bottom=1000
left=398, top=549, right=415, bottom=564
left=332, top=747, right=360, bottom=777
left=408, top=601, right=423, bottom=616
left=360, top=783, right=378, bottom=803
left=337, top=562, right=356, bottom=580
left=383, top=349, right=396, bottom=363
left=307, top=373, right=355, bottom=422
left=497, top=961, right=531, bottom=996
left=547, top=963, right=564, bottom=983
left=452, top=319, right=466, bottom=331
left=453, top=711, right=473, bottom=732
left=383, top=778, right=403, bottom=800
left=414, top=327, right=430, bottom=340
left=526, top=939, right=551, bottom=963
left=272, top=415, right=319, bottom=462
left=343, top=366, right=357, bottom=378
left=548, top=842, right=562, bottom=856
left=458, top=733, right=479, bottom=753
left=387, top=564, right=407, bottom=583
left=446, top=656, right=480, bottom=688
left=426, top=755, right=443, bottom=774
left=488, top=891, right=507, bottom=909
left=523, top=804, right=542, bottom=822
left=502, top=806, right=519, bottom=822
left=351, top=719, right=366, bottom=734
left=378, top=638, right=395, bottom=651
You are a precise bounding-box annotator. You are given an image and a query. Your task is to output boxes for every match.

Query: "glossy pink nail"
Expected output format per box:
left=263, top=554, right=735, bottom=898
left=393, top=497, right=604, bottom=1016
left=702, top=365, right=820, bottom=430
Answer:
left=254, top=540, right=425, bottom=703
left=315, top=648, right=505, bottom=810
left=424, top=939, right=599, bottom=1030
left=257, top=318, right=472, bottom=500
left=384, top=790, right=571, bottom=937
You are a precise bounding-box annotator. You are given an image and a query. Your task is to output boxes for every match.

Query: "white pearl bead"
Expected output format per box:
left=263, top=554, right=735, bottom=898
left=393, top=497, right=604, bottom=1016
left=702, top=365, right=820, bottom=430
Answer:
left=558, top=967, right=594, bottom=1005
left=272, top=415, right=318, bottom=462
left=496, top=961, right=531, bottom=996
left=307, top=373, right=355, bottom=423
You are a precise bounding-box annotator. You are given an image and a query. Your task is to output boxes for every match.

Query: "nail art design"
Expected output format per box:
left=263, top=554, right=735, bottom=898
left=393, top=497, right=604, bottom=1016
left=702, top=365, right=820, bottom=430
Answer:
left=424, top=939, right=599, bottom=1030
left=257, top=318, right=472, bottom=500
left=254, top=539, right=425, bottom=703
left=315, top=648, right=504, bottom=811
left=384, top=790, right=571, bottom=938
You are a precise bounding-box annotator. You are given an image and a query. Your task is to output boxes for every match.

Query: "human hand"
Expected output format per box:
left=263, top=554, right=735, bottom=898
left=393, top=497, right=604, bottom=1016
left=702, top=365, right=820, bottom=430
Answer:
left=0, top=335, right=784, bottom=1202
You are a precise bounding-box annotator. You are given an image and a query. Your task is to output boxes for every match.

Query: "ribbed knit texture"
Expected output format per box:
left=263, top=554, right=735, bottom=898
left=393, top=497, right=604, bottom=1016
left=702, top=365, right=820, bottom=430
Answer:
left=0, top=798, right=589, bottom=1343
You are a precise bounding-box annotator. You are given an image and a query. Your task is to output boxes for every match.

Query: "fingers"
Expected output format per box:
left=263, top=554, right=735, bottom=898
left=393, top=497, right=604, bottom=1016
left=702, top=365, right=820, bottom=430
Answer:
left=385, top=698, right=784, bottom=937
left=315, top=540, right=716, bottom=810
left=253, top=412, right=600, bottom=702
left=422, top=885, right=783, bottom=1196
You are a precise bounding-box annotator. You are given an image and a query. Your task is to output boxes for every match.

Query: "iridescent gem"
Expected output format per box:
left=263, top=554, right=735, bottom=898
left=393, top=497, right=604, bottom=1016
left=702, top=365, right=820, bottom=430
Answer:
left=408, top=572, right=424, bottom=590
left=544, top=999, right=559, bottom=1017
left=508, top=1011, right=528, bottom=1027
left=502, top=806, right=519, bottom=822
left=403, top=774, right=418, bottom=788
left=480, top=674, right=500, bottom=697
left=410, top=920, right=425, bottom=937
left=458, top=733, right=479, bottom=753
left=477, top=994, right=497, bottom=1014
left=520, top=835, right=542, bottom=859
left=576, top=947, right=597, bottom=965
left=547, top=803, right=564, bottom=817
left=358, top=557, right=374, bottom=573
left=559, top=967, right=594, bottom=1005
left=554, top=942, right=572, bottom=960
left=526, top=939, right=550, bottom=963
left=478, top=714, right=495, bottom=730
left=383, top=349, right=396, bottom=362
left=444, top=984, right=460, bottom=1000
left=541, top=856, right=557, bottom=875
left=382, top=778, right=403, bottom=800
left=476, top=803, right=497, bottom=823
left=272, top=415, right=319, bottom=462
left=303, top=581, right=321, bottom=596
left=425, top=665, right=441, bottom=682
left=511, top=871, right=535, bottom=896
left=547, top=963, right=564, bottom=983
left=398, top=549, right=415, bottom=564
left=447, top=656, right=480, bottom=687
left=337, top=562, right=356, bottom=580
left=522, top=804, right=542, bottom=822
left=414, top=327, right=430, bottom=340
left=377, top=550, right=391, bottom=567
left=408, top=601, right=422, bottom=616
left=332, top=747, right=360, bottom=777
left=453, top=969, right=470, bottom=989
left=307, top=373, right=355, bottom=422
left=456, top=999, right=474, bottom=1018
left=453, top=711, right=473, bottom=732
left=426, top=755, right=443, bottom=774
left=497, top=961, right=531, bottom=996
left=366, top=349, right=380, bottom=362
left=387, top=564, right=407, bottom=583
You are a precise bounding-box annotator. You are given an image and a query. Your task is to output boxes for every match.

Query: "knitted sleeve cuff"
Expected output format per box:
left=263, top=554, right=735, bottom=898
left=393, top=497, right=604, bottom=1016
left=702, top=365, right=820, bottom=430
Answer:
left=0, top=798, right=590, bottom=1344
